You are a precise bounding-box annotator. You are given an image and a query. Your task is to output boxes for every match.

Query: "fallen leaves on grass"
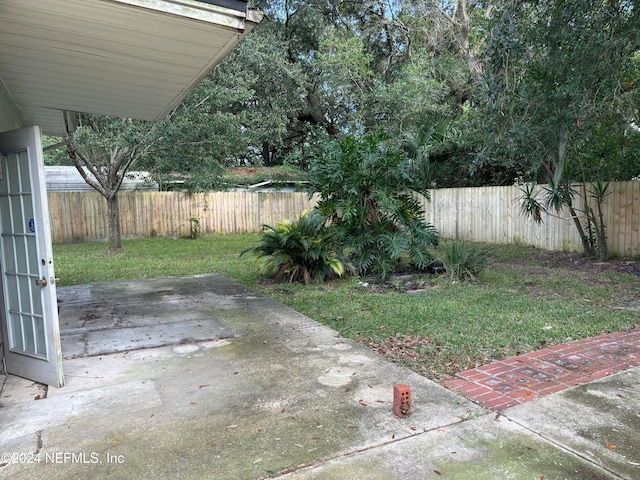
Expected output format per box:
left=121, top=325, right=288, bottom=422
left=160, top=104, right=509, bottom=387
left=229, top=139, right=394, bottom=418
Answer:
left=357, top=334, right=433, bottom=362
left=355, top=334, right=482, bottom=380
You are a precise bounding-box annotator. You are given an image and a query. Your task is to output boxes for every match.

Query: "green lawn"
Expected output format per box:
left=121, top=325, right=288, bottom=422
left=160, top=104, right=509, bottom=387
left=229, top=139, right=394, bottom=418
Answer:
left=53, top=236, right=640, bottom=380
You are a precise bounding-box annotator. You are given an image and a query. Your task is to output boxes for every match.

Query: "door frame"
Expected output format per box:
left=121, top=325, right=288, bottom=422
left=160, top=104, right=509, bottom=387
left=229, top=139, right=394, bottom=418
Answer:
left=0, top=126, right=64, bottom=387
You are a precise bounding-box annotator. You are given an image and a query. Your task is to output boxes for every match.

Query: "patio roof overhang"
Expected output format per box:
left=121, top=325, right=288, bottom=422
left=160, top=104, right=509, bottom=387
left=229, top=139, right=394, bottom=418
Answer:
left=0, top=0, right=262, bottom=136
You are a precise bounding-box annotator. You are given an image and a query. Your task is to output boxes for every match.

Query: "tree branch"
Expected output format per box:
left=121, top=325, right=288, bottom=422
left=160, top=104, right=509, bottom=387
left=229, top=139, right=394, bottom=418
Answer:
left=66, top=142, right=109, bottom=198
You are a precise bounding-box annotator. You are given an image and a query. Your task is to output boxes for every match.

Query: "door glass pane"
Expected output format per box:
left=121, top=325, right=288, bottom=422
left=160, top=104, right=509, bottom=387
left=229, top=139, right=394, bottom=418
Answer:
left=3, top=237, right=16, bottom=272
left=0, top=162, right=7, bottom=194
left=0, top=191, right=10, bottom=231
left=9, top=313, right=26, bottom=351
left=23, top=315, right=35, bottom=352
left=35, top=316, right=46, bottom=355
left=26, top=236, right=38, bottom=274
left=14, top=238, right=27, bottom=272
left=23, top=194, right=35, bottom=233
left=19, top=152, right=31, bottom=192
left=0, top=151, right=46, bottom=358
left=6, top=155, right=19, bottom=193
left=10, top=196, right=24, bottom=233
left=19, top=275, right=32, bottom=313
left=6, top=275, right=18, bottom=312
left=33, top=288, right=43, bottom=316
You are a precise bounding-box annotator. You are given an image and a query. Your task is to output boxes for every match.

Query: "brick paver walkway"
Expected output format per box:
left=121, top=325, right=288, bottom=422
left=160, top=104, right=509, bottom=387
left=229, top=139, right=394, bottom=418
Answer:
left=443, top=327, right=640, bottom=411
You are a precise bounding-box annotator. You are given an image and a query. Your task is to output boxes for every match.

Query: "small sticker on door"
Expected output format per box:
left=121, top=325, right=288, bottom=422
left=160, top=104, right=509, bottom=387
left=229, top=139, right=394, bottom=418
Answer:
left=29, top=218, right=35, bottom=232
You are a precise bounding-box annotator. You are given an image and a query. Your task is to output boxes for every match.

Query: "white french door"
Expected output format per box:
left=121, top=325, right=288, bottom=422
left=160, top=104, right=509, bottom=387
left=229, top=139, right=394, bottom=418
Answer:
left=0, top=126, right=64, bottom=387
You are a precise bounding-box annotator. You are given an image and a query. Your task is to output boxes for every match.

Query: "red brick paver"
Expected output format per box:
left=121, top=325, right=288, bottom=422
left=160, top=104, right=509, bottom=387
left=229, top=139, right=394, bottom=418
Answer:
left=442, top=327, right=640, bottom=411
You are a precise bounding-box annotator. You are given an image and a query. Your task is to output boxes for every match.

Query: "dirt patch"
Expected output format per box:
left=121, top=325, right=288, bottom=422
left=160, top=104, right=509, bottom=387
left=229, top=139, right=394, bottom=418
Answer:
left=524, top=248, right=640, bottom=276
left=491, top=248, right=640, bottom=305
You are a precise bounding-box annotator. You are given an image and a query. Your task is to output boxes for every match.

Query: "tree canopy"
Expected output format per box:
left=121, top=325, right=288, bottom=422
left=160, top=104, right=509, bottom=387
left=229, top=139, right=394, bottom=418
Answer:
left=52, top=0, right=640, bottom=201
left=45, top=0, right=640, bottom=259
left=481, top=0, right=640, bottom=185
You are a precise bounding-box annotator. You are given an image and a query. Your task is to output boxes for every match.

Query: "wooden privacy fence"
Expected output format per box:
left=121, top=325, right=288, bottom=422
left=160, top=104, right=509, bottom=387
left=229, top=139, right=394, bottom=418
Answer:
left=47, top=181, right=639, bottom=256
left=47, top=191, right=318, bottom=243
left=420, top=181, right=639, bottom=257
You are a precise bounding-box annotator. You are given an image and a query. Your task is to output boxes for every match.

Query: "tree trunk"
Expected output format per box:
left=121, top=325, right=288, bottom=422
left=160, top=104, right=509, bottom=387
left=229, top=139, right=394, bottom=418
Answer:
left=299, top=91, right=341, bottom=137
left=67, top=141, right=133, bottom=254
left=566, top=203, right=594, bottom=257
left=456, top=0, right=482, bottom=81
left=107, top=194, right=123, bottom=253
left=586, top=201, right=608, bottom=262
left=596, top=200, right=608, bottom=261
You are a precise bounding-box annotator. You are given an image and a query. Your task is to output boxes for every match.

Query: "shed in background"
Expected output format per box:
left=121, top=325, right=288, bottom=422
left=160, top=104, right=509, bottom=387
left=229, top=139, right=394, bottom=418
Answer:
left=45, top=166, right=157, bottom=192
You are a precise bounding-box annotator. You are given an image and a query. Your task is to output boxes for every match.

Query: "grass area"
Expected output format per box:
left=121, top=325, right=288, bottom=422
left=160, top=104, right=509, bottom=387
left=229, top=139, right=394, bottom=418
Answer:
left=53, top=236, right=640, bottom=380
left=53, top=235, right=260, bottom=286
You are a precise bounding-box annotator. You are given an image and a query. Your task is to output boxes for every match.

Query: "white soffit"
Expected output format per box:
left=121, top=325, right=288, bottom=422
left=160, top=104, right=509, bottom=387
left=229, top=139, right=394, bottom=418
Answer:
left=0, top=0, right=262, bottom=136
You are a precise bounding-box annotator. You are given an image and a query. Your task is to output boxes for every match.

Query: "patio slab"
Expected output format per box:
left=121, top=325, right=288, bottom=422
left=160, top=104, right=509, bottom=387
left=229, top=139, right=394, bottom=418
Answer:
left=0, top=274, right=638, bottom=479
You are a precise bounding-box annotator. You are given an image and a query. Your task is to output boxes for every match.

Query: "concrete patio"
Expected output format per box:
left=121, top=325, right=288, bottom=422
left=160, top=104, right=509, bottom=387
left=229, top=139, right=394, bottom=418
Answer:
left=0, top=274, right=638, bottom=479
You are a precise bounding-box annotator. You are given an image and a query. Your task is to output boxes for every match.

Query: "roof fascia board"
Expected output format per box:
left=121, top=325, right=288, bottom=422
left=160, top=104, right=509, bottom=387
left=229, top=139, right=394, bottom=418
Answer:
left=109, top=0, right=249, bottom=29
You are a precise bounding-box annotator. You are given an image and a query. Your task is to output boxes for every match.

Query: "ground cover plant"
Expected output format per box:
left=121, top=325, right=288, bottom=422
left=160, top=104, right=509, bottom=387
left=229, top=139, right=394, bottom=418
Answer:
left=240, top=210, right=350, bottom=284
left=53, top=236, right=639, bottom=380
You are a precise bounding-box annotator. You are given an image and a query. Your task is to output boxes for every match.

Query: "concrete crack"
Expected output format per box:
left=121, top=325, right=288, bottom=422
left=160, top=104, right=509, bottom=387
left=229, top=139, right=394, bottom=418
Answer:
left=270, top=415, right=487, bottom=478
left=35, top=429, right=43, bottom=455
left=505, top=415, right=628, bottom=480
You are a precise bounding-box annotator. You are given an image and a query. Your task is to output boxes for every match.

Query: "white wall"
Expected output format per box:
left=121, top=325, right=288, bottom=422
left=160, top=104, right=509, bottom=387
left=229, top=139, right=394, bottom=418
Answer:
left=0, top=87, right=25, bottom=374
left=0, top=81, right=26, bottom=133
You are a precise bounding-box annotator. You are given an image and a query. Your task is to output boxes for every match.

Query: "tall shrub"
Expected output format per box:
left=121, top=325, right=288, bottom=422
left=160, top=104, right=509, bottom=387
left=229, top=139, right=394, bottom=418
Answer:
left=308, top=132, right=439, bottom=278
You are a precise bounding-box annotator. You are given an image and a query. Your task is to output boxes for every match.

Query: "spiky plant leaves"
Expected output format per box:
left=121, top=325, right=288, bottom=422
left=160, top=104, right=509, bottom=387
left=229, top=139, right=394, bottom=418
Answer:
left=241, top=210, right=352, bottom=284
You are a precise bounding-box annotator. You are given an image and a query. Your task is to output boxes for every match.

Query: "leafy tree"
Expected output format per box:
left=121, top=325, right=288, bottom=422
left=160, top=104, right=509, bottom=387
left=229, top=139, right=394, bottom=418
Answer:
left=232, top=1, right=483, bottom=172
left=483, top=1, right=639, bottom=183
left=248, top=1, right=357, bottom=140
left=398, top=113, right=481, bottom=189
left=309, top=132, right=439, bottom=278
left=66, top=115, right=148, bottom=252
left=212, top=25, right=309, bottom=166
left=65, top=76, right=250, bottom=252
left=482, top=0, right=640, bottom=257
left=519, top=178, right=612, bottom=260
left=43, top=136, right=74, bottom=166
left=137, top=76, right=251, bottom=190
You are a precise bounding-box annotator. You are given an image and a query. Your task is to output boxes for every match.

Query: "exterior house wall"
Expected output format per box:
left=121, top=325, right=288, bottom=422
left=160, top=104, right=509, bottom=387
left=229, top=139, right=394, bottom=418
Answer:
left=0, top=96, right=17, bottom=375
left=0, top=320, right=3, bottom=375
left=0, top=322, right=4, bottom=373
left=0, top=85, right=25, bottom=133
